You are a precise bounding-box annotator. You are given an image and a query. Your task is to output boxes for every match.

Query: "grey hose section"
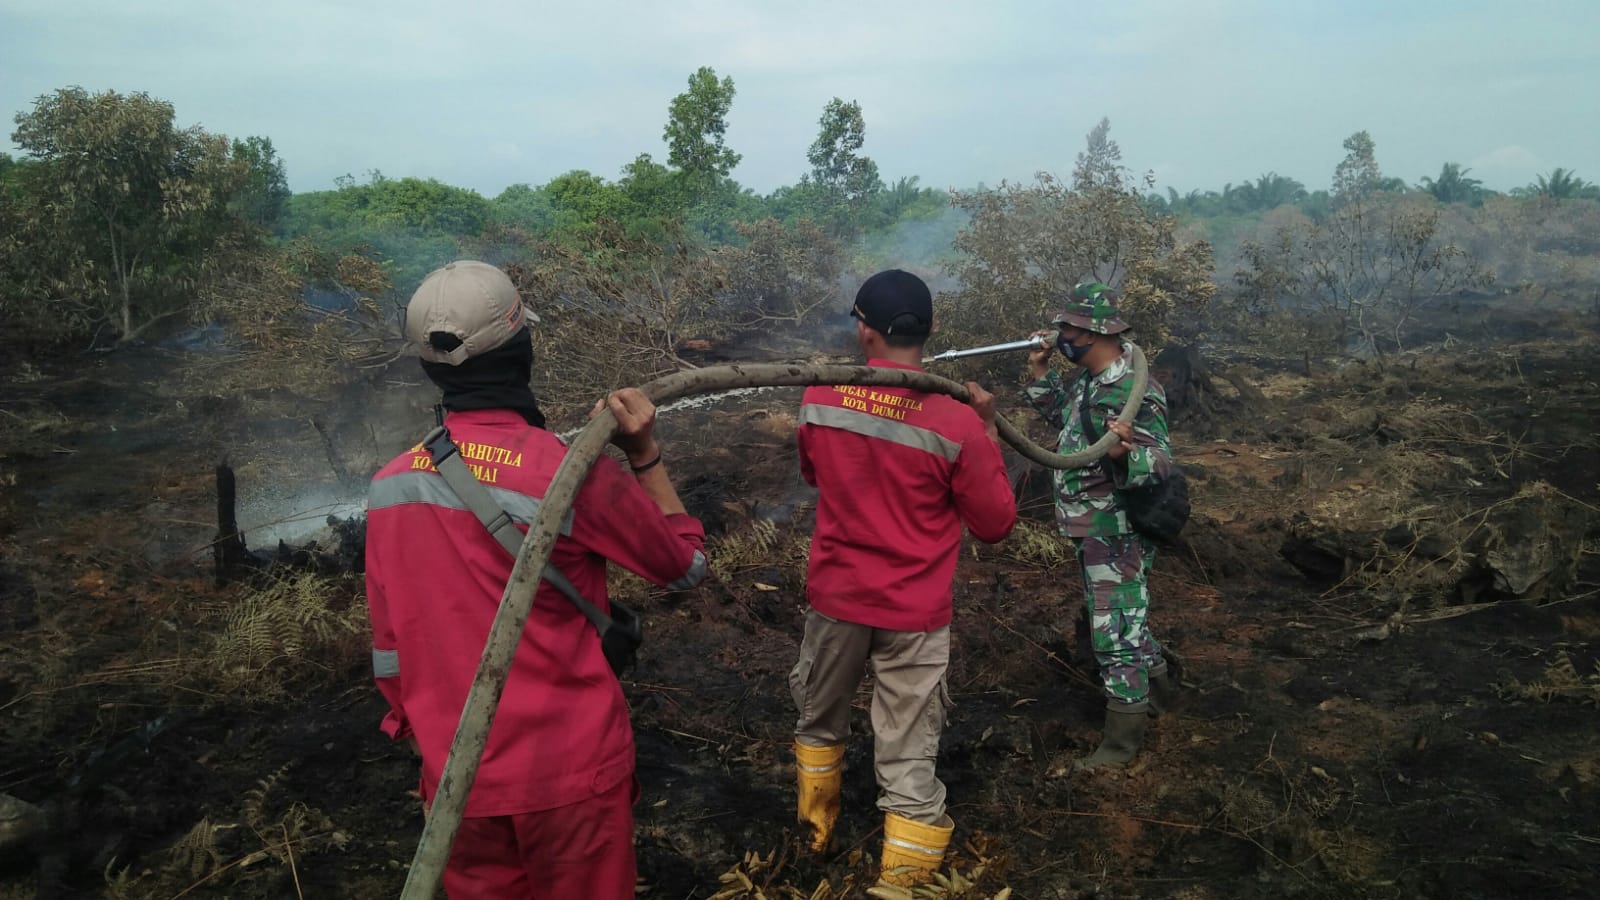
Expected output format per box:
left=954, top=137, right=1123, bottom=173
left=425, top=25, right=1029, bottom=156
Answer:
left=399, top=345, right=1149, bottom=898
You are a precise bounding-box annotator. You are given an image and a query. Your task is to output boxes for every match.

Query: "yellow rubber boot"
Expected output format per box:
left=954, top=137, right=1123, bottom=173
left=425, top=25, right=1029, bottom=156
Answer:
left=878, top=812, right=954, bottom=886
left=795, top=741, right=845, bottom=851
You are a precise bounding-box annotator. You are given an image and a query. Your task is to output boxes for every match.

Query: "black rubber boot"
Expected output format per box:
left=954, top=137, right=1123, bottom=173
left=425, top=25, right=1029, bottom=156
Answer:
left=1074, top=702, right=1150, bottom=772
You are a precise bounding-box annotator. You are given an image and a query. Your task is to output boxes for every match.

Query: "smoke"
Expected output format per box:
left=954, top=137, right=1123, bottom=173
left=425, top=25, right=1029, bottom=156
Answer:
left=238, top=485, right=366, bottom=548
left=236, top=370, right=435, bottom=550
left=854, top=206, right=970, bottom=288
left=304, top=286, right=360, bottom=313
left=160, top=322, right=230, bottom=353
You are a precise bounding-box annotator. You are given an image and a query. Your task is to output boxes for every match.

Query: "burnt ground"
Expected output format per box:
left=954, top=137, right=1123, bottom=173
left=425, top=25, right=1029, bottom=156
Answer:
left=1, top=300, right=1597, bottom=899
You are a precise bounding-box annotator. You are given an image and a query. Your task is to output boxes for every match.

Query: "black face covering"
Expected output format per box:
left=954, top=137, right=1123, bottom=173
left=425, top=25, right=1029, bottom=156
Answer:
left=419, top=331, right=546, bottom=428
left=1057, top=329, right=1095, bottom=363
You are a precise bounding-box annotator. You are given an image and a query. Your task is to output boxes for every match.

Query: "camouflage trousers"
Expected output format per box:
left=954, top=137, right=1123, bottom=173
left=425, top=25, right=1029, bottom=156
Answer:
left=1073, top=533, right=1164, bottom=706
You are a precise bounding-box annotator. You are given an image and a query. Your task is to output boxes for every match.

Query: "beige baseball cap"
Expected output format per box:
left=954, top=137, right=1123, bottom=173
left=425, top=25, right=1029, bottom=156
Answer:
left=404, top=260, right=540, bottom=365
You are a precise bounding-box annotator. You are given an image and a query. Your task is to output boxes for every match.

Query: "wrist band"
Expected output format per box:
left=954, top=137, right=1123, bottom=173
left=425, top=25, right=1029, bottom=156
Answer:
left=629, top=453, right=663, bottom=474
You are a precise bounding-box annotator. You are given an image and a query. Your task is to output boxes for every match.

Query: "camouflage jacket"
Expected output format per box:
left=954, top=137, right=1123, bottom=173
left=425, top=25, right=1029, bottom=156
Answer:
left=1022, top=343, right=1174, bottom=538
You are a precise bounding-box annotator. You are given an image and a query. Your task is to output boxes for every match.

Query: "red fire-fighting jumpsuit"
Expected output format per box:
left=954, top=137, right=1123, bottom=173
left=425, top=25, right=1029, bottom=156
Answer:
left=365, top=408, right=707, bottom=898
left=798, top=361, right=1017, bottom=631
left=792, top=360, right=1016, bottom=822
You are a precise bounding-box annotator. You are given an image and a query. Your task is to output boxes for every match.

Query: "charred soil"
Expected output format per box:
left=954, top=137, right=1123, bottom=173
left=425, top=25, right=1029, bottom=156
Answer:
left=1, top=302, right=1597, bottom=899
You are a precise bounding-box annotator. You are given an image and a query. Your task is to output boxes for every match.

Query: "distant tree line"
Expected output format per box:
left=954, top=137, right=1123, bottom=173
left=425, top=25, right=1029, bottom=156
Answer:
left=2, top=76, right=1597, bottom=386
left=1149, top=153, right=1597, bottom=220
left=279, top=68, right=949, bottom=290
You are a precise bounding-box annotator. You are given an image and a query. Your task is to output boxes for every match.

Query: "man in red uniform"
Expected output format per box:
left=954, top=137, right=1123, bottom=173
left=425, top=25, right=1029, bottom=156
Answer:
left=365, top=260, right=708, bottom=898
left=790, top=269, right=1018, bottom=887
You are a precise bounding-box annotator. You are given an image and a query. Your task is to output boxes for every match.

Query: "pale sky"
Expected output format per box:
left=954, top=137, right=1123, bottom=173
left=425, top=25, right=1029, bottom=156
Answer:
left=2, top=0, right=1595, bottom=198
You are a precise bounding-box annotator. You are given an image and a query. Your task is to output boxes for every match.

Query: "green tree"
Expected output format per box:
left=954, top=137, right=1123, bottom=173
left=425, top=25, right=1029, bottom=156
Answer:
left=1251, top=172, right=1308, bottom=209
left=874, top=176, right=945, bottom=222
left=0, top=154, right=71, bottom=341
left=280, top=171, right=490, bottom=287
left=685, top=178, right=768, bottom=244
left=230, top=135, right=290, bottom=227
left=1419, top=162, right=1484, bottom=205
left=664, top=66, right=741, bottom=196
left=808, top=98, right=881, bottom=203
left=618, top=152, right=689, bottom=222
left=489, top=183, right=557, bottom=232
left=1220, top=181, right=1258, bottom=215
left=7, top=87, right=256, bottom=342
left=1299, top=189, right=1333, bottom=220
left=287, top=171, right=491, bottom=235
left=1332, top=130, right=1382, bottom=202
left=763, top=180, right=830, bottom=225
left=541, top=169, right=637, bottom=238
left=1147, top=172, right=1305, bottom=218
left=1528, top=167, right=1599, bottom=200
left=359, top=173, right=491, bottom=234
left=799, top=97, right=883, bottom=241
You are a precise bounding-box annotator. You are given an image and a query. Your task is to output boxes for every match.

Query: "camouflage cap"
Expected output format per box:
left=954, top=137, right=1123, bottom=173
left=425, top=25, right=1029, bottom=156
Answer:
left=1050, top=281, right=1130, bottom=335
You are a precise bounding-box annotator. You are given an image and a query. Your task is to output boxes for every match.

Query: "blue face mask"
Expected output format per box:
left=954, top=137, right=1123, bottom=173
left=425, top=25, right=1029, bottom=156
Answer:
left=1057, top=331, right=1094, bottom=363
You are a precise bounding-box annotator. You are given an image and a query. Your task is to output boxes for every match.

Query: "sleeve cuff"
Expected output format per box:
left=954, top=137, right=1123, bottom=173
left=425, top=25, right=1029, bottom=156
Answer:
left=1115, top=447, right=1157, bottom=488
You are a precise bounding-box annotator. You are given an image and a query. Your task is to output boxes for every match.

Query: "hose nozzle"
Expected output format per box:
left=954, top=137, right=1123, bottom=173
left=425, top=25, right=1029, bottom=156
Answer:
left=923, top=335, right=1048, bottom=364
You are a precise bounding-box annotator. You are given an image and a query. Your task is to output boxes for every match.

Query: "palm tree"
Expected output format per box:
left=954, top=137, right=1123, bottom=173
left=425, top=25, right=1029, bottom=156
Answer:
left=876, top=175, right=927, bottom=219
left=1252, top=172, right=1308, bottom=209
left=1419, top=163, right=1484, bottom=204
left=1531, top=168, right=1600, bottom=200
left=1221, top=181, right=1258, bottom=215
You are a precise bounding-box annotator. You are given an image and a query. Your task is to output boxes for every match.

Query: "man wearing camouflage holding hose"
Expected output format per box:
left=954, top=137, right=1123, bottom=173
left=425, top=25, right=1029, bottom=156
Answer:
left=1023, top=281, right=1177, bottom=772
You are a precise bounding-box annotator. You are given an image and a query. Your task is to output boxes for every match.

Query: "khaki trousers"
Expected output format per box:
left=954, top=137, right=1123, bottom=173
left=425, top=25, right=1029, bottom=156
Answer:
left=789, top=608, right=952, bottom=824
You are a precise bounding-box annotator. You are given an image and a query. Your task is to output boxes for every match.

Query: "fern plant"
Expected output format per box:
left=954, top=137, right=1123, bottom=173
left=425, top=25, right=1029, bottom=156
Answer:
left=204, top=573, right=366, bottom=700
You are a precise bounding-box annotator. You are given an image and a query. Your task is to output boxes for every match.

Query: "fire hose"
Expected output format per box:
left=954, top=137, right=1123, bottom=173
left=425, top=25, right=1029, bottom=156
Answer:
left=399, top=346, right=1149, bottom=898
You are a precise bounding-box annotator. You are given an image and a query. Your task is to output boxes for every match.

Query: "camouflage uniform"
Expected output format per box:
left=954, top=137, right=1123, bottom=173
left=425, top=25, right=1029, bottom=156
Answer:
left=1024, top=342, right=1173, bottom=706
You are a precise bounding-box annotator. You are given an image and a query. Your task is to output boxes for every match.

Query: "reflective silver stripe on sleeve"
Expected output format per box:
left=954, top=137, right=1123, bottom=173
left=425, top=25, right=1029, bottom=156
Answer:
left=799, top=404, right=961, bottom=462
left=668, top=550, right=708, bottom=590
left=367, top=471, right=573, bottom=536
left=372, top=648, right=400, bottom=678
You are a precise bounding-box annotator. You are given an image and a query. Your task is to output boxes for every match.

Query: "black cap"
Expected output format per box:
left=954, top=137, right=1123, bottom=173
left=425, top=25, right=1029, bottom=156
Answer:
left=851, top=269, right=933, bottom=337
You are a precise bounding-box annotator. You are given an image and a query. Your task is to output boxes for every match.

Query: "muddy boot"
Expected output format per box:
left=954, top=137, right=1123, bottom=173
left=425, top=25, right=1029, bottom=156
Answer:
left=1148, top=665, right=1179, bottom=718
left=1073, top=702, right=1150, bottom=772
left=878, top=812, right=953, bottom=887
left=795, top=741, right=845, bottom=852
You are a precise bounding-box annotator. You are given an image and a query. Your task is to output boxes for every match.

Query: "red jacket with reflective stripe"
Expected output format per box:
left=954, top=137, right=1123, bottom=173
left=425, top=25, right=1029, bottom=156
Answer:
left=798, top=359, right=1017, bottom=631
left=365, top=408, right=707, bottom=817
